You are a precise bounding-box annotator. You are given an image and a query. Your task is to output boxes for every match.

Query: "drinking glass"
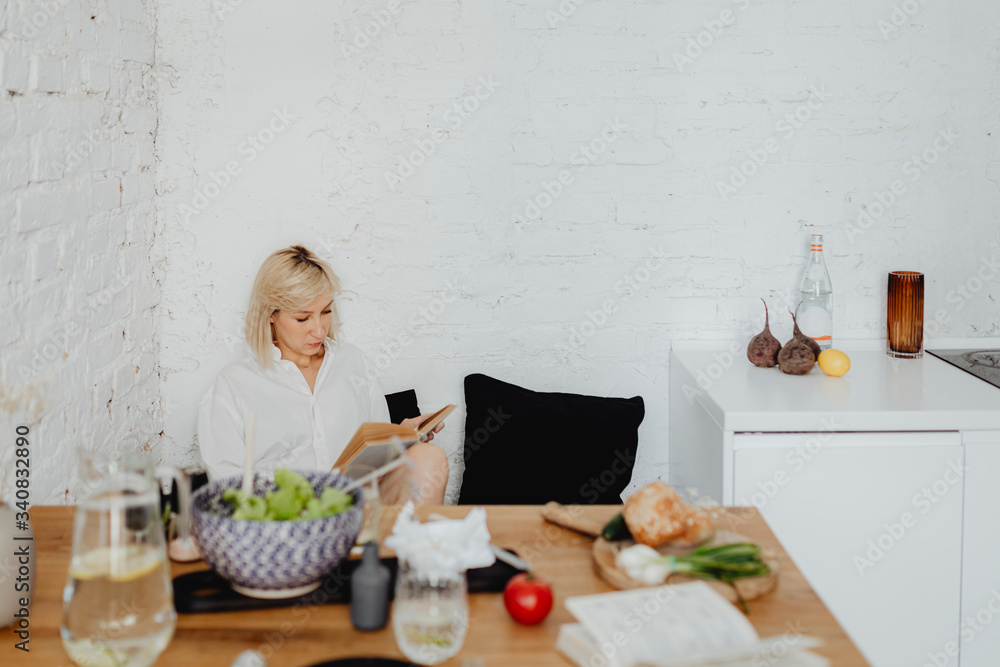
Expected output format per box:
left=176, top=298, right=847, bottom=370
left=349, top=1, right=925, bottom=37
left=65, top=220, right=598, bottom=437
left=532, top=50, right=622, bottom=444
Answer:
left=392, top=561, right=469, bottom=665
left=887, top=271, right=924, bottom=358
left=61, top=450, right=185, bottom=667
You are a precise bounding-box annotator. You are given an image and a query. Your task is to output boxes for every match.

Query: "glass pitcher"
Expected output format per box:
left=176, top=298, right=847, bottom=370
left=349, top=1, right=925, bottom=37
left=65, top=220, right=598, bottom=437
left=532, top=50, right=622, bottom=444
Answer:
left=61, top=450, right=188, bottom=667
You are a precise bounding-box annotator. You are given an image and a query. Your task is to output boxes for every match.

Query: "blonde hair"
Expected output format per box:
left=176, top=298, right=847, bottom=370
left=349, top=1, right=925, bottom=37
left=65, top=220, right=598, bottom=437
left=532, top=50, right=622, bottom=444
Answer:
left=245, top=245, right=341, bottom=368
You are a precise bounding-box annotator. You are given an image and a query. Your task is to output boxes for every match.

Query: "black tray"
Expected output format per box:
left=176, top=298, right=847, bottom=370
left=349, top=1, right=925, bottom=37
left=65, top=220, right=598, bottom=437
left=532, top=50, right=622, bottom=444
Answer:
left=174, top=553, right=522, bottom=614
left=303, top=659, right=418, bottom=667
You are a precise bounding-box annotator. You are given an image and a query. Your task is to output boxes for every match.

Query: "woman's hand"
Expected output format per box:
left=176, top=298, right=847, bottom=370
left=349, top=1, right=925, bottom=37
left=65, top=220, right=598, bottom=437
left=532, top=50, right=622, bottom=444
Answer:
left=401, top=414, right=445, bottom=442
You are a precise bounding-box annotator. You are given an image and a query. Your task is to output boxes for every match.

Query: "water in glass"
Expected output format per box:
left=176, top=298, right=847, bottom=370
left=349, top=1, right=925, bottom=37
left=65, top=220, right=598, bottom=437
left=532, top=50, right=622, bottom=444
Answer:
left=393, top=562, right=468, bottom=665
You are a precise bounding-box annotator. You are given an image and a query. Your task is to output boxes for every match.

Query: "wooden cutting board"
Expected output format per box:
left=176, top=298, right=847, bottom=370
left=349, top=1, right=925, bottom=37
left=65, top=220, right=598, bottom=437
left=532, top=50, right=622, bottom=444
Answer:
left=540, top=502, right=778, bottom=604
left=592, top=531, right=780, bottom=604
left=540, top=501, right=613, bottom=537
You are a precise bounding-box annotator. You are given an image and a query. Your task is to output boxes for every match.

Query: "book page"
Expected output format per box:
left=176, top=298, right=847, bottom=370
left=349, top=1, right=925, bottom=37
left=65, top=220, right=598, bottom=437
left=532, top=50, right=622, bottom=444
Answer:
left=341, top=442, right=405, bottom=478
left=334, top=422, right=420, bottom=469
left=698, top=652, right=828, bottom=667
left=333, top=406, right=456, bottom=469
left=565, top=582, right=761, bottom=666
left=558, top=623, right=828, bottom=667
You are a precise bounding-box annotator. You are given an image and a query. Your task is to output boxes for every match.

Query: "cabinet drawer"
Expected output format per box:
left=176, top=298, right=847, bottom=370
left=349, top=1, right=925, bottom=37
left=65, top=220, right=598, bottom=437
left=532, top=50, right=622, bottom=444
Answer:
left=734, top=431, right=961, bottom=450
left=733, top=434, right=963, bottom=667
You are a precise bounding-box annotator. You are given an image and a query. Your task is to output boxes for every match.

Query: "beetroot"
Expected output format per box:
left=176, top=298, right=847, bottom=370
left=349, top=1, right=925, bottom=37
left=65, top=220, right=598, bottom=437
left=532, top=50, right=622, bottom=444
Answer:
left=791, top=303, right=822, bottom=358
left=778, top=310, right=816, bottom=374
left=747, top=299, right=781, bottom=368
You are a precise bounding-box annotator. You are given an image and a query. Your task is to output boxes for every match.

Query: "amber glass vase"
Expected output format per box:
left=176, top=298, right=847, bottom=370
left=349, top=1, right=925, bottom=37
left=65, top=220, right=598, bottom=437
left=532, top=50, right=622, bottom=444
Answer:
left=886, top=271, right=924, bottom=358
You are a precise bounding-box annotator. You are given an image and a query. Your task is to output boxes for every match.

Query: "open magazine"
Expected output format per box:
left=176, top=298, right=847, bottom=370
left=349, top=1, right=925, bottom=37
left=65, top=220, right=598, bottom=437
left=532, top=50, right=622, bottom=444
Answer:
left=557, top=582, right=829, bottom=667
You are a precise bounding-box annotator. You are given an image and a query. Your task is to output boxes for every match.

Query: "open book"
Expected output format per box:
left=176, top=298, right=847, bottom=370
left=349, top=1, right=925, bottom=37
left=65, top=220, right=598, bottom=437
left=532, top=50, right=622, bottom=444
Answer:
left=557, top=582, right=829, bottom=667
left=332, top=404, right=456, bottom=471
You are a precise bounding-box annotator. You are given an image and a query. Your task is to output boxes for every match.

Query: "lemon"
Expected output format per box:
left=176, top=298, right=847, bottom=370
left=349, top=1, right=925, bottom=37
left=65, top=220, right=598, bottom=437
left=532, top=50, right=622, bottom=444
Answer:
left=63, top=639, right=128, bottom=667
left=69, top=545, right=164, bottom=582
left=818, top=349, right=851, bottom=377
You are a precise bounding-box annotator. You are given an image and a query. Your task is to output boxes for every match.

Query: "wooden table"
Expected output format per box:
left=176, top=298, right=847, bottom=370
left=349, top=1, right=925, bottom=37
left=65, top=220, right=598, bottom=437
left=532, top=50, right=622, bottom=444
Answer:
left=2, top=505, right=867, bottom=666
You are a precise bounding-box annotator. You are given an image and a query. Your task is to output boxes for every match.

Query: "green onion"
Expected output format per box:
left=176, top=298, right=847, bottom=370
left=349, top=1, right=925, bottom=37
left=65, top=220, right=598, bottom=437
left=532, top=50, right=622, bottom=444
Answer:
left=617, top=542, right=771, bottom=613
left=667, top=543, right=769, bottom=613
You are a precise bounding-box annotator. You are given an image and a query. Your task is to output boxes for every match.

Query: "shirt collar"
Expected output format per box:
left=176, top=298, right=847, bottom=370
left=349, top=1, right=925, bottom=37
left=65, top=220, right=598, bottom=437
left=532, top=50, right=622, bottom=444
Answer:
left=269, top=338, right=336, bottom=365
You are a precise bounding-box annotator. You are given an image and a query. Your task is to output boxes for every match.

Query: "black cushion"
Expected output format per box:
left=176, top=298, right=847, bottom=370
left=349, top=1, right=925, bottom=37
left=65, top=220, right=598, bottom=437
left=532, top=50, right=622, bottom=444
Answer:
left=385, top=389, right=421, bottom=425
left=458, top=373, right=644, bottom=505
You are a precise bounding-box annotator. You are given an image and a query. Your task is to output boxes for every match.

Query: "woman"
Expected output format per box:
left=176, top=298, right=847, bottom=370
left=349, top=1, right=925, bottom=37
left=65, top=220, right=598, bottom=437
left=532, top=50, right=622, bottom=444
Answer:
left=197, top=245, right=448, bottom=504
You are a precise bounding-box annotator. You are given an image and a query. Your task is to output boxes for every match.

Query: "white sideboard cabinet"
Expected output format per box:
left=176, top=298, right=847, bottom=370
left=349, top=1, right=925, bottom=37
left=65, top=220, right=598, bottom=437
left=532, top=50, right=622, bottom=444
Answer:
left=958, top=432, right=1000, bottom=667
left=669, top=347, right=1000, bottom=667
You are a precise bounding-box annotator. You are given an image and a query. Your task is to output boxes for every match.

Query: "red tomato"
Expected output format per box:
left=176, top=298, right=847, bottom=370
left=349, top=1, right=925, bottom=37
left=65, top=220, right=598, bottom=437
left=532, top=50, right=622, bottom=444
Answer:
left=503, top=573, right=553, bottom=625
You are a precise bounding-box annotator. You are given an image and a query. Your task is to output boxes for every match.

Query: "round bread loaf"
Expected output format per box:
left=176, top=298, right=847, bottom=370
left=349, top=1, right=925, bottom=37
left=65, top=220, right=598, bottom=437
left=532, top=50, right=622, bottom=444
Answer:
left=622, top=481, right=688, bottom=547
left=675, top=506, right=716, bottom=546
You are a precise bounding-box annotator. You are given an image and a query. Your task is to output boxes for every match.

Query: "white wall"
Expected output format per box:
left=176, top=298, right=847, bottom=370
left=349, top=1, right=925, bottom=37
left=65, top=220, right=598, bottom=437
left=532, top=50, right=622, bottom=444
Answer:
left=0, top=0, right=159, bottom=503
left=154, top=0, right=1000, bottom=501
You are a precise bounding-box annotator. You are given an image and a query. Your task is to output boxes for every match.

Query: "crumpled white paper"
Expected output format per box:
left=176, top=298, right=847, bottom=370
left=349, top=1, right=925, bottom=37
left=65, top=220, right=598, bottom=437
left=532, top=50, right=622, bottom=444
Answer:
left=384, top=503, right=496, bottom=577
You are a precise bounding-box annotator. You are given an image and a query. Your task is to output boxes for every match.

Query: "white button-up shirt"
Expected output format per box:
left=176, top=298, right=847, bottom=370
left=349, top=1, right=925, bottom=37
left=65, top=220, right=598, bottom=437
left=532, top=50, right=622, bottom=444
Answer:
left=197, top=338, right=391, bottom=481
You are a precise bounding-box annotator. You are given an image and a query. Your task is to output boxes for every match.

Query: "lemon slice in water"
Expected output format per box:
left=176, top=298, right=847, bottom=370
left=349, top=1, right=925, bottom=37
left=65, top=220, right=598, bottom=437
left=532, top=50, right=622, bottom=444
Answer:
left=69, top=545, right=164, bottom=582
left=63, top=638, right=128, bottom=667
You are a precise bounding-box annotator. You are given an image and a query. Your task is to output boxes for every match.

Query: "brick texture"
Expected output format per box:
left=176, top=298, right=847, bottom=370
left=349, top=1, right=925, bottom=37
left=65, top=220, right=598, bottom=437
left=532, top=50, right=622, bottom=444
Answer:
left=0, top=0, right=159, bottom=504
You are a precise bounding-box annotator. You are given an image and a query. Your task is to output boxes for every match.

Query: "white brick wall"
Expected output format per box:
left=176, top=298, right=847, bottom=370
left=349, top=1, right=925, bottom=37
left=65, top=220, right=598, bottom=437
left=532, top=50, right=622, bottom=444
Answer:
left=8, top=0, right=997, bottom=504
left=153, top=0, right=1000, bottom=502
left=0, top=0, right=159, bottom=503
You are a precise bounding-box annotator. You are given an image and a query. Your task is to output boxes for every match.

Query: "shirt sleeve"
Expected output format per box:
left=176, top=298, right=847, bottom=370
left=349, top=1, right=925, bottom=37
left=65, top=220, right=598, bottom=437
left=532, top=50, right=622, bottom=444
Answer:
left=197, top=375, right=247, bottom=482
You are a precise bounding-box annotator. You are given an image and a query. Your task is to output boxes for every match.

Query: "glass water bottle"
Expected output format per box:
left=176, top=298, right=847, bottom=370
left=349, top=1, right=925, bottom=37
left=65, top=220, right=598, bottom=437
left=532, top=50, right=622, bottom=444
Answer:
left=798, top=234, right=833, bottom=350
